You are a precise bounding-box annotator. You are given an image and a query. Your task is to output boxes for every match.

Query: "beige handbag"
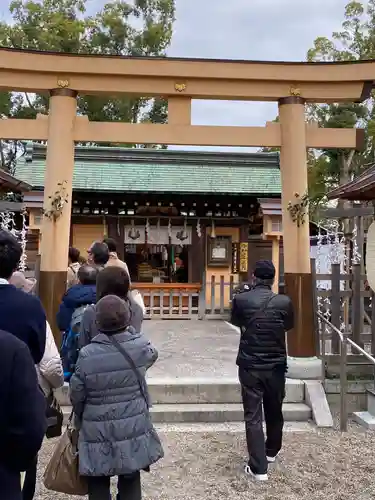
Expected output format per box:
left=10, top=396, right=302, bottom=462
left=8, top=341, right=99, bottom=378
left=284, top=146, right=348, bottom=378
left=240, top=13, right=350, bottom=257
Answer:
left=43, top=422, right=88, bottom=495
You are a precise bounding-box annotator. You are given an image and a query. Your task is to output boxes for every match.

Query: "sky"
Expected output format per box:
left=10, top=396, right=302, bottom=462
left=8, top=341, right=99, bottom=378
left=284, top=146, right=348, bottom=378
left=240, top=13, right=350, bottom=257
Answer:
left=1, top=0, right=350, bottom=151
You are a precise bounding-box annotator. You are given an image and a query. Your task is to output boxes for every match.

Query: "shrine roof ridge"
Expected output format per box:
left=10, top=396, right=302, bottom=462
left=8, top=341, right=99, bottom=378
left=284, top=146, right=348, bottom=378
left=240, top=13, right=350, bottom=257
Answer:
left=25, top=142, right=280, bottom=168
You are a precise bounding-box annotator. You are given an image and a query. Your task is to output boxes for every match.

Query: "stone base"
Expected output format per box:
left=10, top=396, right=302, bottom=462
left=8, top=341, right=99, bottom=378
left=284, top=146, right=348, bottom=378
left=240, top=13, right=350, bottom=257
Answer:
left=352, top=411, right=375, bottom=430
left=287, top=356, right=323, bottom=380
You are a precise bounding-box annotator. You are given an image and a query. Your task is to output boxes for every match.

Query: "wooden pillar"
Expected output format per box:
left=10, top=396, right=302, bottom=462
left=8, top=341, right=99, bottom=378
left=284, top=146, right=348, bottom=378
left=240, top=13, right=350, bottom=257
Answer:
left=278, top=96, right=316, bottom=357
left=39, top=88, right=77, bottom=343
left=191, top=224, right=205, bottom=283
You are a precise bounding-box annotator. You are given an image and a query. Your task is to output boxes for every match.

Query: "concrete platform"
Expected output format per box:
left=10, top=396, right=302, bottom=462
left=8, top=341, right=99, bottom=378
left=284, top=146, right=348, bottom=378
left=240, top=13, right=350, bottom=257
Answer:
left=352, top=411, right=375, bottom=430
left=56, top=377, right=305, bottom=406
left=57, top=320, right=332, bottom=427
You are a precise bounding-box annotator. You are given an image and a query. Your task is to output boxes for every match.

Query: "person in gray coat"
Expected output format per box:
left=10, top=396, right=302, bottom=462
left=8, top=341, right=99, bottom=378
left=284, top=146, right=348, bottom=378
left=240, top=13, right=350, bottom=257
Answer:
left=70, top=295, right=163, bottom=500
left=79, top=266, right=143, bottom=348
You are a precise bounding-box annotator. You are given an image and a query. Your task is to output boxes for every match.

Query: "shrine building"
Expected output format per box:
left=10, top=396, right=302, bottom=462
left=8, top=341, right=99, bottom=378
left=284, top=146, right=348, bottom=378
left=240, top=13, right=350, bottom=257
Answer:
left=17, top=142, right=291, bottom=315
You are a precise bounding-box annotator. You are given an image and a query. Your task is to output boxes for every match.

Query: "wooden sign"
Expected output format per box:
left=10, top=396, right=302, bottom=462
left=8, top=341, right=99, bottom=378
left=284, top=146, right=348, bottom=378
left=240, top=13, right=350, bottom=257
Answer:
left=207, top=236, right=232, bottom=267
left=232, top=243, right=239, bottom=273
left=239, top=242, right=248, bottom=273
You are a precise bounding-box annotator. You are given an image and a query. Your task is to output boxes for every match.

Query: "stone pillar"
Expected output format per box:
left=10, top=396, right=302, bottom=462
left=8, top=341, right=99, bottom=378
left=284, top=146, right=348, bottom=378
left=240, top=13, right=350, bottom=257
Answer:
left=39, top=88, right=77, bottom=343
left=278, top=96, right=319, bottom=376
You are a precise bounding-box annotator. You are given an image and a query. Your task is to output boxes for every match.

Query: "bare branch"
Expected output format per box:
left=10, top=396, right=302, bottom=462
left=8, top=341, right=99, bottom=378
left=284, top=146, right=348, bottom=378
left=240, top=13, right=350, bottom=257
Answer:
left=24, top=93, right=36, bottom=110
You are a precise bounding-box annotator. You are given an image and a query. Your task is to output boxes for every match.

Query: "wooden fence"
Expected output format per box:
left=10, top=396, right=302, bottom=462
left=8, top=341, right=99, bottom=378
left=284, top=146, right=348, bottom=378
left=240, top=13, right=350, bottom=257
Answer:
left=142, top=276, right=240, bottom=319
left=313, top=260, right=375, bottom=357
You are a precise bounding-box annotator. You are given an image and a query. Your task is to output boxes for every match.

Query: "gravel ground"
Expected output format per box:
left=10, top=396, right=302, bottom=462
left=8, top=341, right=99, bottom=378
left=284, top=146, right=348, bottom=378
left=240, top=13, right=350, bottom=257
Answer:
left=36, top=421, right=375, bottom=500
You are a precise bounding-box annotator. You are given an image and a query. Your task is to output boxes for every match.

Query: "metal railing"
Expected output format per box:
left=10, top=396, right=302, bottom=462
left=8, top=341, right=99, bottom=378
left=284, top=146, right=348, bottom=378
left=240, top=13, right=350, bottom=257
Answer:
left=317, top=311, right=375, bottom=431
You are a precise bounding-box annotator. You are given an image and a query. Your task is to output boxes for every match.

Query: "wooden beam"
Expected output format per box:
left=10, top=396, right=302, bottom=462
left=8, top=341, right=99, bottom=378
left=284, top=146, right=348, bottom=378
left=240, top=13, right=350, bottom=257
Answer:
left=0, top=117, right=48, bottom=140
left=0, top=201, right=25, bottom=212
left=0, top=47, right=373, bottom=102
left=0, top=117, right=360, bottom=150
left=319, top=207, right=374, bottom=218
left=168, top=97, right=191, bottom=125
left=74, top=120, right=282, bottom=147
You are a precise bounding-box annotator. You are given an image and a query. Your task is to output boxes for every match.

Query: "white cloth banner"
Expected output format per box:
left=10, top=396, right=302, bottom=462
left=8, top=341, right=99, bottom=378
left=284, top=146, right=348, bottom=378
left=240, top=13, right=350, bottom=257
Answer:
left=125, top=226, right=192, bottom=245
left=124, top=226, right=145, bottom=245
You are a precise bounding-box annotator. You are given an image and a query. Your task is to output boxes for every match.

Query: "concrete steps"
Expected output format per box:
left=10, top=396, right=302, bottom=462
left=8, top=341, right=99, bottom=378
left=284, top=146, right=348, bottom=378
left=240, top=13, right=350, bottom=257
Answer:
left=150, top=402, right=311, bottom=423
left=147, top=377, right=304, bottom=405
left=58, top=377, right=314, bottom=425
left=62, top=403, right=311, bottom=424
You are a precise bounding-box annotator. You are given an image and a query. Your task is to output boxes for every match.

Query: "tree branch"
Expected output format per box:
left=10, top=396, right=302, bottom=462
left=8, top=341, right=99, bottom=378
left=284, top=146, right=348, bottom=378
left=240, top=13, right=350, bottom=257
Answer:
left=24, top=93, right=36, bottom=110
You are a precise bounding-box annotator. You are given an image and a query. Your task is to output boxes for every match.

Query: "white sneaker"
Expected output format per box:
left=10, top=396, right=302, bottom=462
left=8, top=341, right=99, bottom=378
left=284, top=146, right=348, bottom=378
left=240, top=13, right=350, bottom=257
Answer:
left=244, top=464, right=268, bottom=481
left=266, top=453, right=279, bottom=463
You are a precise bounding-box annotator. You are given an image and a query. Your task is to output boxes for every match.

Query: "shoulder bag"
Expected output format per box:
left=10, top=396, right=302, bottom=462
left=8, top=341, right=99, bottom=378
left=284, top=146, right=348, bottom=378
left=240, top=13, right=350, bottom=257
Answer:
left=110, top=335, right=149, bottom=408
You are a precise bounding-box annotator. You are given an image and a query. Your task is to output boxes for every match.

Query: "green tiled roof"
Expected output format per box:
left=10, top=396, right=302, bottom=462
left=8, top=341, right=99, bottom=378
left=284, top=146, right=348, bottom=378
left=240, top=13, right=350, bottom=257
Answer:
left=15, top=144, right=281, bottom=195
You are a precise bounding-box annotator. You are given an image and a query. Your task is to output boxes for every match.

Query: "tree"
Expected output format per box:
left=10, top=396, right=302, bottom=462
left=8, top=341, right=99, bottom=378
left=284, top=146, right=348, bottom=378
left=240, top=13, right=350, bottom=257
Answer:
left=307, top=0, right=375, bottom=208
left=0, top=0, right=175, bottom=170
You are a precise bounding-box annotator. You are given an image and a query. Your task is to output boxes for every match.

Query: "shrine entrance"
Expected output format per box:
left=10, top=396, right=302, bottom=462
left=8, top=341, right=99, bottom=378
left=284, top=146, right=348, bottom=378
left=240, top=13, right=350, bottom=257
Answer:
left=0, top=47, right=371, bottom=358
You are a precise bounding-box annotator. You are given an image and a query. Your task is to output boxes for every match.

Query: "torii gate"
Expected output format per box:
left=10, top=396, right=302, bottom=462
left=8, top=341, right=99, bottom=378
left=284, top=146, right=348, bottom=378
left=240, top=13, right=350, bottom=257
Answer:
left=0, top=47, right=371, bottom=366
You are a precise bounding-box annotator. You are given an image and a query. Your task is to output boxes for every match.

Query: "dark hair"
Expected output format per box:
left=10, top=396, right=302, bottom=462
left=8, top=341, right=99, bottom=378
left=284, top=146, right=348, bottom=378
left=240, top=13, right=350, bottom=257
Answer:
left=0, top=230, right=22, bottom=280
left=103, top=237, right=117, bottom=253
left=78, top=264, right=98, bottom=285
left=68, top=247, right=80, bottom=264
left=96, top=266, right=130, bottom=301
left=90, top=241, right=109, bottom=266
left=253, top=277, right=275, bottom=287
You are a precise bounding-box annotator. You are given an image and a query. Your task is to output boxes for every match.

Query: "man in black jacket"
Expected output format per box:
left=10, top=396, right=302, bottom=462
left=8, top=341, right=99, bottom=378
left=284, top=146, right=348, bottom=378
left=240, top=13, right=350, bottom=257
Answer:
left=231, top=260, right=294, bottom=482
left=0, top=329, right=46, bottom=500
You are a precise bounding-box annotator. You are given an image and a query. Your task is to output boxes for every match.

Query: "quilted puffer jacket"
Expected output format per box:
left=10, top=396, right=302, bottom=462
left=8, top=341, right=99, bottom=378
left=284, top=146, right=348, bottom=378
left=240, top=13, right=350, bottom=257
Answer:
left=231, top=283, right=294, bottom=371
left=37, top=321, right=64, bottom=395
left=70, top=328, right=163, bottom=477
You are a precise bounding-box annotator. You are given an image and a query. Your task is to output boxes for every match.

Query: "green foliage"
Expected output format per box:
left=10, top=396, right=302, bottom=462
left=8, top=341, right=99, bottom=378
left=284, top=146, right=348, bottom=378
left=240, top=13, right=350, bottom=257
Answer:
left=0, top=0, right=175, bottom=170
left=307, top=0, right=375, bottom=206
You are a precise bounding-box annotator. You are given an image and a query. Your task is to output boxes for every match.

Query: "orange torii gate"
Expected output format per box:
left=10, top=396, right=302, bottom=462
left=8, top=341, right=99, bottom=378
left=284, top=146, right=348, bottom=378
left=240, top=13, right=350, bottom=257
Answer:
left=0, top=47, right=371, bottom=363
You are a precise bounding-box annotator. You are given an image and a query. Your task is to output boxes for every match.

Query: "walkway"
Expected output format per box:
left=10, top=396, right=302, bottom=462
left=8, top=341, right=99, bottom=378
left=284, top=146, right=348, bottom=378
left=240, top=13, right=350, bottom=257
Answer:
left=143, top=319, right=239, bottom=379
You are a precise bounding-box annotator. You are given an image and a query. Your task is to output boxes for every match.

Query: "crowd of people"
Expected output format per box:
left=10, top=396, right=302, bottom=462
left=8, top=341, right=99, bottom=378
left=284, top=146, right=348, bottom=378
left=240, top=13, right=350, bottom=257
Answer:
left=0, top=231, right=158, bottom=500
left=0, top=227, right=294, bottom=499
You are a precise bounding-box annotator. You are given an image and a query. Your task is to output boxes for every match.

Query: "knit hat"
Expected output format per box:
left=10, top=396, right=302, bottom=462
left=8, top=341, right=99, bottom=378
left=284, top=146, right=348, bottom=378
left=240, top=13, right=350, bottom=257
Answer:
left=253, top=260, right=276, bottom=280
left=96, top=295, right=130, bottom=334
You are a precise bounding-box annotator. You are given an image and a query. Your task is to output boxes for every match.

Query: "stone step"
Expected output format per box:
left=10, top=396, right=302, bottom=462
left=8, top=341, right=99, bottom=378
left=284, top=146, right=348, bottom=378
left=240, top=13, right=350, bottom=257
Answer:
left=148, top=378, right=304, bottom=404
left=62, top=402, right=311, bottom=425
left=149, top=402, right=311, bottom=423
left=56, top=378, right=305, bottom=406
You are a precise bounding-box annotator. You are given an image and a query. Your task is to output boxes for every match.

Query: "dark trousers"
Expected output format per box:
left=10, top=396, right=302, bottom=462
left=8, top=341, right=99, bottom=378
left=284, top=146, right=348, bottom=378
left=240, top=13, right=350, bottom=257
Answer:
left=239, top=367, right=285, bottom=475
left=87, top=472, right=141, bottom=500
left=22, top=456, right=38, bottom=500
